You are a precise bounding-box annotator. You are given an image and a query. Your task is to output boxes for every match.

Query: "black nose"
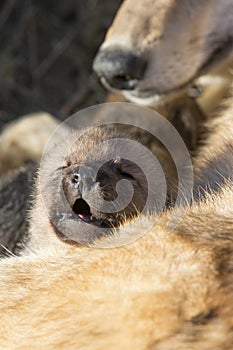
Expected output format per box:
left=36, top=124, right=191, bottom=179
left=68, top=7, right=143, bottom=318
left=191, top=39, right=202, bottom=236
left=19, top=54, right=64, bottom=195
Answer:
left=71, top=166, right=96, bottom=195
left=93, top=48, right=146, bottom=91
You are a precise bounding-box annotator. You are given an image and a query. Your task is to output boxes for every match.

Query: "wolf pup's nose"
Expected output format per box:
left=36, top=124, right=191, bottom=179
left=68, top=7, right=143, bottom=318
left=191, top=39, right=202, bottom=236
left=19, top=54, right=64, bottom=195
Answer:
left=71, top=166, right=96, bottom=194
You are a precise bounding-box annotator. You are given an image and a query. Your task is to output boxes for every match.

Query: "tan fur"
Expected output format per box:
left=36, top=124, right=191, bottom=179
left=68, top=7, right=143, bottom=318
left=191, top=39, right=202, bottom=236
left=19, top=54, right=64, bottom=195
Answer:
left=0, top=189, right=232, bottom=349
left=0, top=113, right=61, bottom=175
left=0, top=2, right=233, bottom=346
left=98, top=0, right=233, bottom=117
left=0, top=88, right=233, bottom=348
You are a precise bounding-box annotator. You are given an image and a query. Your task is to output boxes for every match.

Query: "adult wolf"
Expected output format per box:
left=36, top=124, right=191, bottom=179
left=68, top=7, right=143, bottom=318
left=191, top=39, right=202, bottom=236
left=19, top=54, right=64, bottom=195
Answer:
left=0, top=95, right=233, bottom=348
left=1, top=86, right=233, bottom=349
left=94, top=0, right=233, bottom=116
left=0, top=2, right=233, bottom=348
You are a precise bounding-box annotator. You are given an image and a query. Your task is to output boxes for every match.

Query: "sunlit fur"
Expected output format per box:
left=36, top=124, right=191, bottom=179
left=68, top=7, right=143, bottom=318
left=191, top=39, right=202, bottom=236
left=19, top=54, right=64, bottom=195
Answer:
left=0, top=86, right=233, bottom=349
left=0, top=0, right=233, bottom=346
left=0, top=113, right=60, bottom=175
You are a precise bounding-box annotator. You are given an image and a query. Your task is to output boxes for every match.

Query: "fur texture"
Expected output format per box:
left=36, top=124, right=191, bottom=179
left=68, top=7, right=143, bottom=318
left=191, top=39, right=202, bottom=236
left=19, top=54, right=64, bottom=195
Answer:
left=0, top=88, right=233, bottom=349
left=0, top=1, right=233, bottom=348
left=0, top=113, right=60, bottom=175
left=27, top=125, right=177, bottom=250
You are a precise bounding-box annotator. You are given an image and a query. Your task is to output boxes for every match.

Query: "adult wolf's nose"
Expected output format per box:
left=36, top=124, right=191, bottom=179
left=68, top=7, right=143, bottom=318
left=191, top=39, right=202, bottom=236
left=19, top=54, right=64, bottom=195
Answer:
left=93, top=48, right=146, bottom=90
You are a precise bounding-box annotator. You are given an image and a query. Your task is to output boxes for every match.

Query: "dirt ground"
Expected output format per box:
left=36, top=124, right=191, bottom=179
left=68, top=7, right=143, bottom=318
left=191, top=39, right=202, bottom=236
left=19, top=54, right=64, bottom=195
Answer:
left=0, top=0, right=123, bottom=130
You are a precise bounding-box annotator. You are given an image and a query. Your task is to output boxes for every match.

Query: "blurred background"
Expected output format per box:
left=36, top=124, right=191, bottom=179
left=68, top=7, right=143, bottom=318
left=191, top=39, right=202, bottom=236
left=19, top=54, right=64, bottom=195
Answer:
left=0, top=0, right=123, bottom=130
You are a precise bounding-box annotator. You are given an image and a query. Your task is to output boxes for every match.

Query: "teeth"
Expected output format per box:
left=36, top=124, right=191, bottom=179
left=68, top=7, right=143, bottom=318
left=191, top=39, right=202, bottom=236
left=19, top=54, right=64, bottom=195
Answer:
left=77, top=212, right=109, bottom=227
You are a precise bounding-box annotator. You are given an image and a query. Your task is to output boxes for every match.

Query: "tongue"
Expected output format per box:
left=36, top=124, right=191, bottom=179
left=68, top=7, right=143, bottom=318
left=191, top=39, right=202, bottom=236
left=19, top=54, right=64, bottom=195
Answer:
left=78, top=214, right=92, bottom=223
